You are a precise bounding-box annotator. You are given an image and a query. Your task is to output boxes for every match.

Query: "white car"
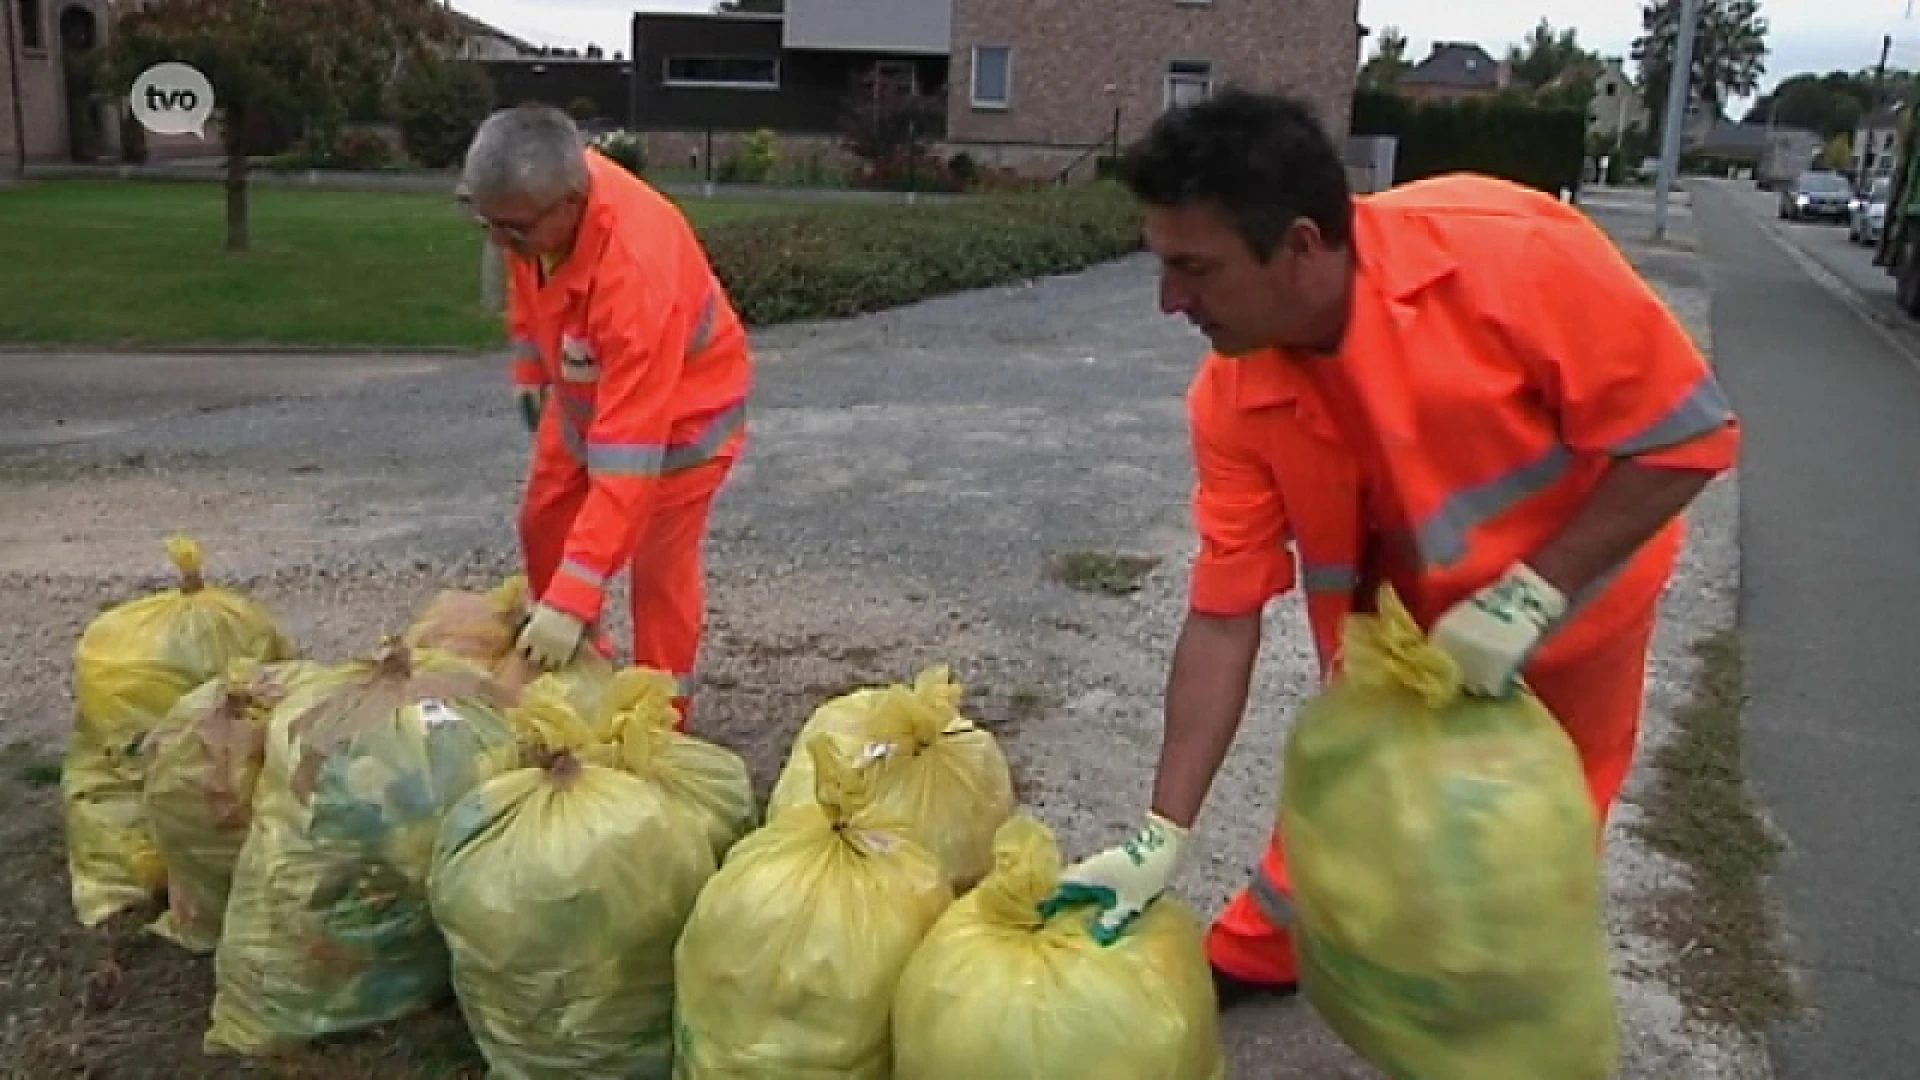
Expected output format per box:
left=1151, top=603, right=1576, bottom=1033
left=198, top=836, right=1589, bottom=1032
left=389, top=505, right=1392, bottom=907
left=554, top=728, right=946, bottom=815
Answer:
left=1850, top=176, right=1892, bottom=246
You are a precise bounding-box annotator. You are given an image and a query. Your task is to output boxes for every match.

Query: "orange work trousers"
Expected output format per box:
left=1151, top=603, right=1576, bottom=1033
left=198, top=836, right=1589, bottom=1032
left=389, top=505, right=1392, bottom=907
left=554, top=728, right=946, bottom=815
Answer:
left=518, top=421, right=735, bottom=731
left=1205, top=609, right=1657, bottom=985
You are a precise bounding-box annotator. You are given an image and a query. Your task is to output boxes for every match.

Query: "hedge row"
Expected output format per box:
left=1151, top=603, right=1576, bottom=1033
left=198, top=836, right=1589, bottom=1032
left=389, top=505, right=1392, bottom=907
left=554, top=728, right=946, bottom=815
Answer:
left=1352, top=89, right=1587, bottom=198
left=696, top=183, right=1145, bottom=327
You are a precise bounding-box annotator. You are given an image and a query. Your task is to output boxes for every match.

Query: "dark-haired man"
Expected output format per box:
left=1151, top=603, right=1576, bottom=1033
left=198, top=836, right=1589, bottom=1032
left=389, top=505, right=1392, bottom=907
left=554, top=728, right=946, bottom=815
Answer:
left=1040, top=88, right=1740, bottom=1006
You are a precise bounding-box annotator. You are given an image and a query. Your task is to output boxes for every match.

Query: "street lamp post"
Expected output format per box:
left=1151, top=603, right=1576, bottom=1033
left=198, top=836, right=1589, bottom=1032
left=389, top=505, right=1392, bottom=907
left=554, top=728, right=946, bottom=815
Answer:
left=1654, top=0, right=1703, bottom=242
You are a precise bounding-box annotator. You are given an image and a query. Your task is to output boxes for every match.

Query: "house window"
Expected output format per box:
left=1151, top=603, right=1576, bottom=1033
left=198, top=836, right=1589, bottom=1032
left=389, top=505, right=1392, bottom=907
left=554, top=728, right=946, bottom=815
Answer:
left=1165, top=60, right=1214, bottom=109
left=662, top=55, right=779, bottom=90
left=971, top=45, right=1011, bottom=109
left=17, top=0, right=43, bottom=50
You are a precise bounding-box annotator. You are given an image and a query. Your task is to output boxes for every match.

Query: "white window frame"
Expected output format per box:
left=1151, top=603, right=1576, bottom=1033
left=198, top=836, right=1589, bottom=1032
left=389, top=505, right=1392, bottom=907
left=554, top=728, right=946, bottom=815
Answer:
left=971, top=45, right=1012, bottom=110
left=1164, top=59, right=1214, bottom=110
left=662, top=54, right=781, bottom=91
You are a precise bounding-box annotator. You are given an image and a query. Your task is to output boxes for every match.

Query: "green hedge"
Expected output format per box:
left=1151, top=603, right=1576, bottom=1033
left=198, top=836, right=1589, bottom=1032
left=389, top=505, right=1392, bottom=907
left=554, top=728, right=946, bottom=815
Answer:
left=1352, top=89, right=1587, bottom=197
left=699, top=182, right=1144, bottom=326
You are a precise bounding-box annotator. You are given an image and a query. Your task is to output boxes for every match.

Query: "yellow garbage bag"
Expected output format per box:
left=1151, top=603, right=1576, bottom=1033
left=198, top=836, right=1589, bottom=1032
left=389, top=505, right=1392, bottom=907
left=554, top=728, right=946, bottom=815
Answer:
left=429, top=672, right=749, bottom=1079
left=766, top=665, right=1015, bottom=890
left=672, top=736, right=954, bottom=1080
left=205, top=639, right=520, bottom=1056
left=1278, top=586, right=1619, bottom=1080
left=402, top=574, right=529, bottom=668
left=142, top=657, right=328, bottom=953
left=891, top=814, right=1226, bottom=1080
left=592, top=668, right=757, bottom=864
left=400, top=572, right=617, bottom=716
left=65, top=535, right=297, bottom=927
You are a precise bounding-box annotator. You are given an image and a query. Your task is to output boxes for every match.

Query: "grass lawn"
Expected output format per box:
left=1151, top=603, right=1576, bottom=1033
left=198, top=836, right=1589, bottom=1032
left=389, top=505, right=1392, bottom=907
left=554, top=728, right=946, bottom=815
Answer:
left=0, top=180, right=790, bottom=349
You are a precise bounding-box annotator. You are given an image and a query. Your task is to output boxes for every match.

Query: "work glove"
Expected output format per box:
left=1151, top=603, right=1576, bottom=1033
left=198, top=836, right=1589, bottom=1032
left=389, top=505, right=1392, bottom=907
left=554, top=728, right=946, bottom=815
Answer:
left=515, top=602, right=586, bottom=671
left=1429, top=561, right=1568, bottom=697
left=514, top=384, right=548, bottom=433
left=1038, top=812, right=1189, bottom=946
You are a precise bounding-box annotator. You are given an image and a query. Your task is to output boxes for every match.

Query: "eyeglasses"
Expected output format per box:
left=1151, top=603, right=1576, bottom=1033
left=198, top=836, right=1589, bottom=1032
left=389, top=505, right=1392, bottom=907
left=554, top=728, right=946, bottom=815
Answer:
left=456, top=193, right=565, bottom=245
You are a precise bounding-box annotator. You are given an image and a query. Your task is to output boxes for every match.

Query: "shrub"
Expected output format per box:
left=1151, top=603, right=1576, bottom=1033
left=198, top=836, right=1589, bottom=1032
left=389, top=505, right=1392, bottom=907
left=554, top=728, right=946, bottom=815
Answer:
left=850, top=150, right=966, bottom=193
left=387, top=55, right=495, bottom=170
left=701, top=182, right=1143, bottom=326
left=330, top=128, right=395, bottom=170
left=594, top=133, right=647, bottom=176
left=719, top=129, right=777, bottom=184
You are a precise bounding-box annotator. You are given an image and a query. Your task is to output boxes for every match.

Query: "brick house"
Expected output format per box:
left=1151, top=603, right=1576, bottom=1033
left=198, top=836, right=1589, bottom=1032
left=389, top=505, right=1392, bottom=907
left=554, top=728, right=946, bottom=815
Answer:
left=1, top=0, right=138, bottom=173
left=627, top=0, right=1364, bottom=177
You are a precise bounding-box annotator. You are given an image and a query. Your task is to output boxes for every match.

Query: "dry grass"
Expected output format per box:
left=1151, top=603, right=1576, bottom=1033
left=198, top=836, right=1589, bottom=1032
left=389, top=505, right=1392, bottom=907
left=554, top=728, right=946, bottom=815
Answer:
left=1632, top=630, right=1797, bottom=1035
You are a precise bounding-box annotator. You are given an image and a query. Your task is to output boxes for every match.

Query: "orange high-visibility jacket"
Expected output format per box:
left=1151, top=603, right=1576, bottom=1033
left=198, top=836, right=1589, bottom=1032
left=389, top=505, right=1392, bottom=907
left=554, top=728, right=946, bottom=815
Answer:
left=503, top=150, right=751, bottom=624
left=1185, top=174, right=1740, bottom=676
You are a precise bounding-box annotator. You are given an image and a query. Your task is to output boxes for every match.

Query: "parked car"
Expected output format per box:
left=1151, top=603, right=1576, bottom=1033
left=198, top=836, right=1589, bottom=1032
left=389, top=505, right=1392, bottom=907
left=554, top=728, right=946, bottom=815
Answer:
left=1779, top=170, right=1856, bottom=223
left=1850, top=175, right=1892, bottom=246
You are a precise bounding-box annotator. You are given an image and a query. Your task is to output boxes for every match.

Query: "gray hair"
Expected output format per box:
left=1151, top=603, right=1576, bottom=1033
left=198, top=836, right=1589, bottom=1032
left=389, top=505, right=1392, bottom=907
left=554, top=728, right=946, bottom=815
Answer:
left=460, top=104, right=589, bottom=206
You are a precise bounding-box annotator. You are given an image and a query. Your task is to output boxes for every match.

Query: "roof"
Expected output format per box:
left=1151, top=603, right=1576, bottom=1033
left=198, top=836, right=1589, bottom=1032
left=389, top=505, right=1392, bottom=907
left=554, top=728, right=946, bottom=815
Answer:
left=1692, top=122, right=1773, bottom=156
left=445, top=6, right=538, bottom=51
left=1398, top=42, right=1501, bottom=88
left=1861, top=104, right=1901, bottom=130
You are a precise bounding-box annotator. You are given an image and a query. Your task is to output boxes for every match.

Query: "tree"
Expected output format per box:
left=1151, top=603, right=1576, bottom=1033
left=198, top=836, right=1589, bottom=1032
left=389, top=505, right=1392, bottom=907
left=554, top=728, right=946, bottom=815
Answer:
left=1745, top=71, right=1870, bottom=139
left=1819, top=132, right=1852, bottom=170
left=103, top=0, right=461, bottom=253
left=1507, top=19, right=1603, bottom=96
left=837, top=63, right=943, bottom=186
left=1631, top=0, right=1769, bottom=125
left=388, top=53, right=493, bottom=170
left=1359, top=27, right=1410, bottom=90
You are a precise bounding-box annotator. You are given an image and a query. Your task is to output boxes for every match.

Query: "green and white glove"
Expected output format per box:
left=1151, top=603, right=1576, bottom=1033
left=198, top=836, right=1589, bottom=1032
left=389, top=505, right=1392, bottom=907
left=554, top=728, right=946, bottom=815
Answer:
left=1039, top=812, right=1189, bottom=946
left=515, top=602, right=586, bottom=670
left=1429, top=561, right=1568, bottom=696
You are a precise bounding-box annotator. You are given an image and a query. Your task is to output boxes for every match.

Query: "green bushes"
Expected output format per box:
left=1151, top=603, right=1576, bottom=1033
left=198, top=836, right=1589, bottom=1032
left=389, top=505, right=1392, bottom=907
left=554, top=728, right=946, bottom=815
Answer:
left=389, top=56, right=494, bottom=170
left=1352, top=89, right=1587, bottom=197
left=701, top=183, right=1144, bottom=326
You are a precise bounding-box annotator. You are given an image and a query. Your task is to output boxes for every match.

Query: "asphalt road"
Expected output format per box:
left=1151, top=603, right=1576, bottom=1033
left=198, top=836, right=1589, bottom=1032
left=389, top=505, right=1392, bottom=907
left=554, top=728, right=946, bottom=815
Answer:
left=1692, top=182, right=1920, bottom=1078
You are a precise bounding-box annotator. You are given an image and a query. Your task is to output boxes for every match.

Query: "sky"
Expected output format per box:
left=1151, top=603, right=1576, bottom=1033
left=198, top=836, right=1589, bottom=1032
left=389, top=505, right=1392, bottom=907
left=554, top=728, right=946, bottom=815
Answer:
left=451, top=0, right=1919, bottom=108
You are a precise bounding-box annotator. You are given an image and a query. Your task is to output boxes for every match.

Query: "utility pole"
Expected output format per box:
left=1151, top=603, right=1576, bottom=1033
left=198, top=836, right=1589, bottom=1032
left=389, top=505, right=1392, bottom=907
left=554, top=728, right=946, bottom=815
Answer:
left=1867, top=34, right=1892, bottom=185
left=1653, top=0, right=1703, bottom=242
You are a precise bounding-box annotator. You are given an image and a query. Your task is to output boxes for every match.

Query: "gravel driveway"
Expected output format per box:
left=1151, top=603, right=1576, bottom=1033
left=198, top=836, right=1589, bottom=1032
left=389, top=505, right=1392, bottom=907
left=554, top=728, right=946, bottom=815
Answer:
left=0, top=198, right=1765, bottom=1078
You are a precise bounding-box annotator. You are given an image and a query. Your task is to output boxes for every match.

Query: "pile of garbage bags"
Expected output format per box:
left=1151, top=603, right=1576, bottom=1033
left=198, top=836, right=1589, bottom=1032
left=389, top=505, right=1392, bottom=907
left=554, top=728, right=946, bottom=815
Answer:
left=59, top=539, right=1618, bottom=1079
left=58, top=535, right=1234, bottom=1079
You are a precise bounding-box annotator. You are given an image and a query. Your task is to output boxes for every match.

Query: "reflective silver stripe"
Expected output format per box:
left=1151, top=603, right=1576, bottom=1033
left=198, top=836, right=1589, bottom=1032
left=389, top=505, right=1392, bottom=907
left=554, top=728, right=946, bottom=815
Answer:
left=686, top=291, right=717, bottom=358
left=1301, top=562, right=1357, bottom=593
left=662, top=399, right=746, bottom=472
left=586, top=442, right=665, bottom=476
left=558, top=559, right=605, bottom=587
left=1414, top=443, right=1572, bottom=568
left=1249, top=869, right=1294, bottom=927
left=587, top=398, right=748, bottom=477
left=1609, top=374, right=1735, bottom=456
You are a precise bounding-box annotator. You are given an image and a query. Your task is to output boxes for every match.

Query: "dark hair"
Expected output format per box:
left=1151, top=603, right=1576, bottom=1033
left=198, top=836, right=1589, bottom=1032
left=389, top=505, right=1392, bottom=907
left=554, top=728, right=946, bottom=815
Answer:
left=1116, top=86, right=1353, bottom=260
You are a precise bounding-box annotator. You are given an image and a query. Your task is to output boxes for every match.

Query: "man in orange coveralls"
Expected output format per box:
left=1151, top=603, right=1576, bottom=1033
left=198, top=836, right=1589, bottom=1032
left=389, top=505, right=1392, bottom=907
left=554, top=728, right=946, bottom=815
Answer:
left=459, top=104, right=751, bottom=724
left=1042, top=88, right=1741, bottom=1006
